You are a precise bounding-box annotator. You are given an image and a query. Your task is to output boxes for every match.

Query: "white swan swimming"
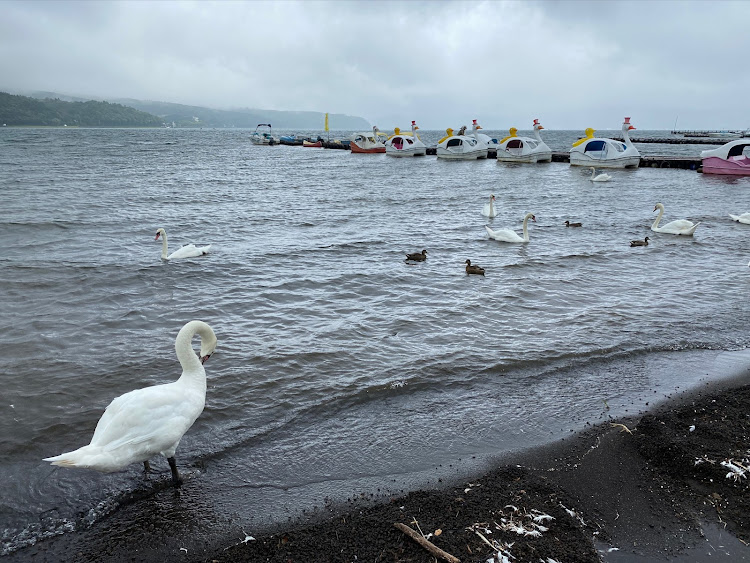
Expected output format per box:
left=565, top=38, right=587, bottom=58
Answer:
left=155, top=228, right=211, bottom=260
left=651, top=203, right=700, bottom=236
left=729, top=213, right=750, bottom=225
left=485, top=212, right=536, bottom=243
left=590, top=167, right=612, bottom=182
left=481, top=194, right=498, bottom=218
left=44, top=320, right=217, bottom=486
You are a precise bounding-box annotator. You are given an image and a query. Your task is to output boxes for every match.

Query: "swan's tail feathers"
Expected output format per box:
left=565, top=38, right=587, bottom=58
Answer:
left=43, top=453, right=81, bottom=467
left=729, top=214, right=739, bottom=221
left=688, top=222, right=701, bottom=235
left=485, top=225, right=496, bottom=238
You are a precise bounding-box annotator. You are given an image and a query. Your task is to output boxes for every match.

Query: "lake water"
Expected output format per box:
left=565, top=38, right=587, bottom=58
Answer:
left=1, top=127, right=749, bottom=556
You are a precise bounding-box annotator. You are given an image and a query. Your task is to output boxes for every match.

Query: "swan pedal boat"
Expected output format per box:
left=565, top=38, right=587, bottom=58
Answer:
left=350, top=126, right=387, bottom=154
left=250, top=123, right=278, bottom=145
left=496, top=119, right=552, bottom=163
left=385, top=121, right=427, bottom=157
left=700, top=140, right=750, bottom=175
left=569, top=117, right=640, bottom=168
left=436, top=120, right=489, bottom=160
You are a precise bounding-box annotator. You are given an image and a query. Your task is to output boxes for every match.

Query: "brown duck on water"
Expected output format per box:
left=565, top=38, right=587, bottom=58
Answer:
left=564, top=220, right=582, bottom=227
left=630, top=236, right=650, bottom=247
left=465, top=259, right=485, bottom=275
left=405, top=249, right=427, bottom=261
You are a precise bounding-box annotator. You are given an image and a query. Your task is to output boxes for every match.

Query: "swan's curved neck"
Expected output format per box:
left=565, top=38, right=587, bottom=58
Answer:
left=175, top=321, right=214, bottom=385
left=533, top=126, right=543, bottom=143
left=489, top=196, right=494, bottom=215
left=159, top=231, right=168, bottom=259
left=522, top=214, right=531, bottom=241
left=591, top=167, right=597, bottom=179
left=652, top=206, right=664, bottom=229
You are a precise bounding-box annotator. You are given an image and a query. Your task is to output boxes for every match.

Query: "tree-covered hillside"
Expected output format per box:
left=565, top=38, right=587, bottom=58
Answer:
left=0, top=92, right=164, bottom=127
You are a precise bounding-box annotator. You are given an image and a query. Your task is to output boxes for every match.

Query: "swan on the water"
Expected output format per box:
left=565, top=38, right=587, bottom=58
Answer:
left=481, top=194, right=498, bottom=218
left=651, top=203, right=699, bottom=235
left=485, top=212, right=536, bottom=243
left=590, top=167, right=612, bottom=182
left=155, top=228, right=211, bottom=260
left=729, top=213, right=750, bottom=225
left=43, top=320, right=217, bottom=486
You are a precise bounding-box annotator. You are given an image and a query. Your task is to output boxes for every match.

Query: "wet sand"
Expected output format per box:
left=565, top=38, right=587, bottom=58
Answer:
left=9, top=372, right=750, bottom=562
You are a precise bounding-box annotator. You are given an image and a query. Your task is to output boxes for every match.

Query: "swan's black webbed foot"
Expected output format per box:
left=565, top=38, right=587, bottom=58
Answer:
left=168, top=456, right=183, bottom=487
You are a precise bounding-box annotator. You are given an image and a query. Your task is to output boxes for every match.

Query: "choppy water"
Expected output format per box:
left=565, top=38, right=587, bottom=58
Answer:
left=1, top=127, right=749, bottom=556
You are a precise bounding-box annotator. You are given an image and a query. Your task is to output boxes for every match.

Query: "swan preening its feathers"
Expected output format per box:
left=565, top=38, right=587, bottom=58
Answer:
left=155, top=228, right=211, bottom=260
left=485, top=212, right=536, bottom=243
left=44, top=321, right=217, bottom=486
left=651, top=203, right=700, bottom=236
left=481, top=194, right=498, bottom=218
left=590, top=168, right=612, bottom=182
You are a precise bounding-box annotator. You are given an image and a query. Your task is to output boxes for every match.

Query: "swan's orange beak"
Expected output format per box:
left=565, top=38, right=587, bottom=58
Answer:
left=629, top=125, right=636, bottom=131
left=538, top=125, right=545, bottom=130
left=200, top=354, right=211, bottom=365
left=532, top=215, right=537, bottom=222
left=653, top=206, right=658, bottom=212
left=155, top=233, right=161, bottom=240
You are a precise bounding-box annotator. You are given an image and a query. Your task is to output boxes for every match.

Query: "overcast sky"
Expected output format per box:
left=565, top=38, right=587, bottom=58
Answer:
left=2, top=0, right=748, bottom=130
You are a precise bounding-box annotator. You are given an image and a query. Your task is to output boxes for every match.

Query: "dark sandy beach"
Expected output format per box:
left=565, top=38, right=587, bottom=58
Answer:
left=10, top=374, right=750, bottom=563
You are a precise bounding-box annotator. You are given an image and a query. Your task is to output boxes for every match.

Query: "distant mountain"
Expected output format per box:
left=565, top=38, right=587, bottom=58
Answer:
left=0, top=92, right=163, bottom=127
left=2, top=89, right=371, bottom=129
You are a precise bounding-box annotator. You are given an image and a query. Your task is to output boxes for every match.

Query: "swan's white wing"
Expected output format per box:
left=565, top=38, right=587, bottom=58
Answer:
left=90, top=383, right=204, bottom=453
left=167, top=244, right=211, bottom=260
left=485, top=225, right=522, bottom=243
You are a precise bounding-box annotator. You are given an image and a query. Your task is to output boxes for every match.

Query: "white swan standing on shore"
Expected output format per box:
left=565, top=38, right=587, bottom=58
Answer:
left=481, top=194, right=498, bottom=218
left=651, top=203, right=700, bottom=236
left=590, top=167, right=612, bottom=182
left=44, top=321, right=218, bottom=486
left=155, top=228, right=211, bottom=260
left=729, top=213, right=750, bottom=225
left=485, top=212, right=536, bottom=243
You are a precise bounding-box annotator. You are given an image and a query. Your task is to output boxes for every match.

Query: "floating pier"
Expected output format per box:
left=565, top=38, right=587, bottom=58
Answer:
left=610, top=136, right=723, bottom=145
left=317, top=143, right=702, bottom=170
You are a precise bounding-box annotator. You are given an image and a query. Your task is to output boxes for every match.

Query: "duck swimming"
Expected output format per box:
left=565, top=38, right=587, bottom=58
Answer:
left=630, top=236, right=650, bottom=247
left=405, top=249, right=427, bottom=261
left=565, top=221, right=582, bottom=227
left=465, top=259, right=485, bottom=275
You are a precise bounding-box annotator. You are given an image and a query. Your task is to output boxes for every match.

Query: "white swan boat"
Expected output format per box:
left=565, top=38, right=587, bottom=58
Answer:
left=436, top=120, right=489, bottom=160
left=496, top=119, right=552, bottom=163
left=569, top=117, right=640, bottom=168
left=700, top=139, right=750, bottom=175
left=385, top=121, right=427, bottom=157
left=350, top=126, right=387, bottom=153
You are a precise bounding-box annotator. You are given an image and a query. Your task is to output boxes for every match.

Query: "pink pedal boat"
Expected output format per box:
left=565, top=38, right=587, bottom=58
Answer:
left=700, top=139, right=750, bottom=175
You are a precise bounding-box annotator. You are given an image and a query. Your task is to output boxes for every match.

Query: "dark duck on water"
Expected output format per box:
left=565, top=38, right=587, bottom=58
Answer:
left=465, top=259, right=485, bottom=275
left=405, top=249, right=427, bottom=261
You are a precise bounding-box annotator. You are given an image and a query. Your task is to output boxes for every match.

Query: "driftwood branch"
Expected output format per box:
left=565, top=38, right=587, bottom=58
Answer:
left=394, top=522, right=461, bottom=563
